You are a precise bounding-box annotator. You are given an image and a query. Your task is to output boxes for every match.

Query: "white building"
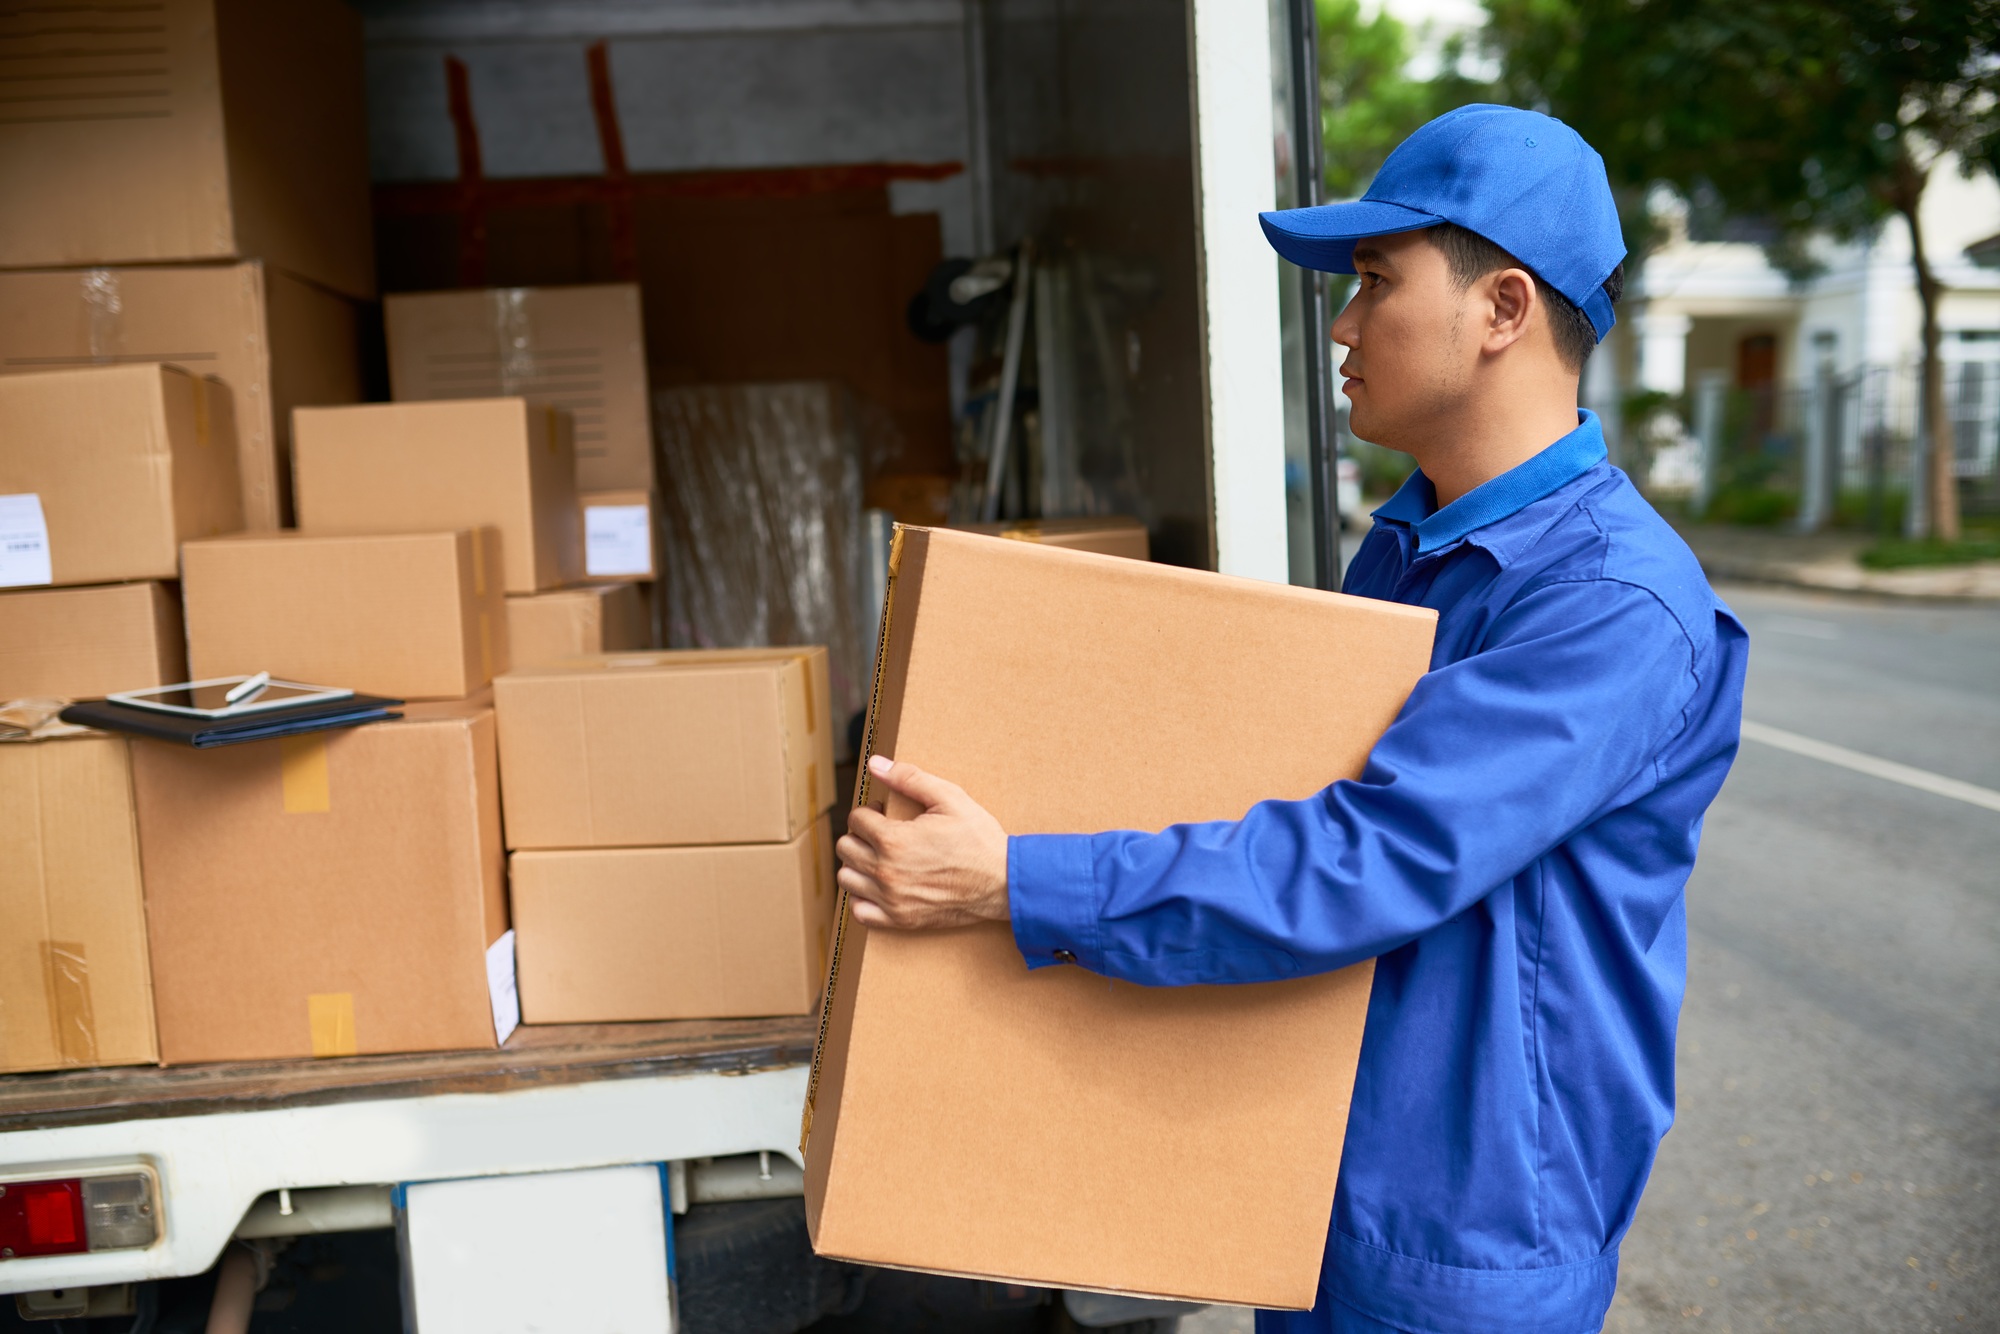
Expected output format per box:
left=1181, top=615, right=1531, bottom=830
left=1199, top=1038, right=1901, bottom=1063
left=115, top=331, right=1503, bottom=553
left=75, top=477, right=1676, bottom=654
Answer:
left=1589, top=160, right=2000, bottom=521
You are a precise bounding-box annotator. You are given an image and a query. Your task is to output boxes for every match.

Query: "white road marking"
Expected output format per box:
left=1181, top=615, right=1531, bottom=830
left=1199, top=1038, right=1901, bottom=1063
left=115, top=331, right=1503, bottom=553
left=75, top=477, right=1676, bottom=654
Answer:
left=1741, top=720, right=2000, bottom=814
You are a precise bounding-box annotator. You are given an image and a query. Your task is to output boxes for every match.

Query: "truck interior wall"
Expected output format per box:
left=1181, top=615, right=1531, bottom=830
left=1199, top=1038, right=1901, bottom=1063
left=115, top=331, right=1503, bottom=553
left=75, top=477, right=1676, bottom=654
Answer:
left=359, top=2, right=974, bottom=478
left=374, top=184, right=953, bottom=477
left=357, top=0, right=1211, bottom=564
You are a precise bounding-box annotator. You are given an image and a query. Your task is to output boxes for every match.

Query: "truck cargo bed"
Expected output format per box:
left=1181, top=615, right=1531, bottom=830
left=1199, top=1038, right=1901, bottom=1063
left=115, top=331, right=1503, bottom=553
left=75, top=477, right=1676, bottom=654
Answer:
left=0, top=1017, right=815, bottom=1134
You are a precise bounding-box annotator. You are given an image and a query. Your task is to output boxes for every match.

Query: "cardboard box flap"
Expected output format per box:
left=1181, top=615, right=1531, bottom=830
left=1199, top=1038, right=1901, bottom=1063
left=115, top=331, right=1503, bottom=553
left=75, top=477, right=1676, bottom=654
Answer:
left=803, top=526, right=1437, bottom=1309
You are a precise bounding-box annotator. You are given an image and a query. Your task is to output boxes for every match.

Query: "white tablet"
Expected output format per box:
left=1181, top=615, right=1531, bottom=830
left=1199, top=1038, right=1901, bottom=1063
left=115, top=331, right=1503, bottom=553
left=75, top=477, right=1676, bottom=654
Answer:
left=109, top=676, right=354, bottom=718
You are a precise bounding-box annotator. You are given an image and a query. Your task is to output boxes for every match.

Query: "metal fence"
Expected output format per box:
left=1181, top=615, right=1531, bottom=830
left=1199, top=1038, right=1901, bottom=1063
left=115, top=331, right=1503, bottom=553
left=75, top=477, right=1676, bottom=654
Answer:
left=1626, top=359, right=2000, bottom=531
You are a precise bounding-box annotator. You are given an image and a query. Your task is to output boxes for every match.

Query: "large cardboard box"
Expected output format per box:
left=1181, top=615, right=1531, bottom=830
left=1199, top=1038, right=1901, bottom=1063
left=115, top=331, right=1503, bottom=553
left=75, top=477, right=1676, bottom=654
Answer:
left=293, top=399, right=582, bottom=595
left=0, top=363, right=240, bottom=588
left=494, top=649, right=834, bottom=851
left=512, top=817, right=835, bottom=1023
left=385, top=285, right=652, bottom=492
left=0, top=0, right=373, bottom=300
left=0, top=583, right=185, bottom=702
left=131, top=702, right=510, bottom=1064
left=505, top=585, right=649, bottom=670
left=183, top=529, right=507, bottom=700
left=956, top=516, right=1150, bottom=561
left=0, top=737, right=158, bottom=1073
left=803, top=528, right=1437, bottom=1308
left=0, top=263, right=363, bottom=530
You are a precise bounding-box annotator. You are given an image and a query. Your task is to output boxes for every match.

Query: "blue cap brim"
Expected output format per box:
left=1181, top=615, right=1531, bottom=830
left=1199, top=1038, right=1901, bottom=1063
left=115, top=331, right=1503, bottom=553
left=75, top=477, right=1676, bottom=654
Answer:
left=1259, top=199, right=1444, bottom=274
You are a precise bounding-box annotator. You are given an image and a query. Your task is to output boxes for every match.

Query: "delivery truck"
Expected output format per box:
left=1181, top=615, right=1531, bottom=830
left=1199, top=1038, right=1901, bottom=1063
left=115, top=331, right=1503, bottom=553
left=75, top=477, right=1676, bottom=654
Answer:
left=0, top=0, right=1342, bottom=1327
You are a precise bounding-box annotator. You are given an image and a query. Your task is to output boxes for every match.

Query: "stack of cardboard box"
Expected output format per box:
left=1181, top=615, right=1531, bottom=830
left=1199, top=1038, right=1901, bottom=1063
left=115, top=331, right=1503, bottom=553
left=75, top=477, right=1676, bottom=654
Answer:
left=130, top=402, right=541, bottom=1064
left=0, top=0, right=378, bottom=1077
left=0, top=0, right=372, bottom=529
left=494, top=650, right=839, bottom=1024
left=132, top=388, right=616, bottom=1064
left=0, top=362, right=247, bottom=1074
left=0, top=0, right=844, bottom=1081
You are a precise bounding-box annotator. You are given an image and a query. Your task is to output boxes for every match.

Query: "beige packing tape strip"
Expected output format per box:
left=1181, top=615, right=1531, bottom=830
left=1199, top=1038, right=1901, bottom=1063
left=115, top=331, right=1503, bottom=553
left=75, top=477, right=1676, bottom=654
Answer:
left=280, top=735, right=331, bottom=813
left=42, top=940, right=97, bottom=1067
left=82, top=268, right=121, bottom=361
left=307, top=993, right=357, bottom=1057
left=492, top=288, right=535, bottom=390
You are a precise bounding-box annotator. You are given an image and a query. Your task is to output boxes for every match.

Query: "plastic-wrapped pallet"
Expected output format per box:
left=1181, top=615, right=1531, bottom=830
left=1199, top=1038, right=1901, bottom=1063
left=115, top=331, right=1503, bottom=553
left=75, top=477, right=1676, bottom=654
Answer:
left=653, top=383, right=883, bottom=750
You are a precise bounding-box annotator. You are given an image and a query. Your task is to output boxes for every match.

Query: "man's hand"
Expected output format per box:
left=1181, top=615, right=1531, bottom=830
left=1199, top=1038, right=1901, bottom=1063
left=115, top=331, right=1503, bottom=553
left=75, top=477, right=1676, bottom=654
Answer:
left=836, top=754, right=1010, bottom=929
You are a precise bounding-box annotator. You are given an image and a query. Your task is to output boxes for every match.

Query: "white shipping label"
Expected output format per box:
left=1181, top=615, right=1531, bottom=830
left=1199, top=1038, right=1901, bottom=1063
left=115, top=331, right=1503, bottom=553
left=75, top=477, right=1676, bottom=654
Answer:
left=0, top=494, right=53, bottom=587
left=486, top=929, right=520, bottom=1045
left=585, top=503, right=653, bottom=577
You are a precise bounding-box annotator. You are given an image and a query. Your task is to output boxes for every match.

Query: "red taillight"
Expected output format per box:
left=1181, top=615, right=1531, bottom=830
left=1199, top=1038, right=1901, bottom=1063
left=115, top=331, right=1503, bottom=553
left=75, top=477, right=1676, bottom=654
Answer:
left=0, top=1174, right=153, bottom=1260
left=1, top=1180, right=88, bottom=1258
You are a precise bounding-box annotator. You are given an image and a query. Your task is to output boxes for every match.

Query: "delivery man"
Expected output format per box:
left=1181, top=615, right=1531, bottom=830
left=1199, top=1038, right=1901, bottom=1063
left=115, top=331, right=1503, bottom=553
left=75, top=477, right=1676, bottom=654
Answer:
left=833, top=104, right=1750, bottom=1334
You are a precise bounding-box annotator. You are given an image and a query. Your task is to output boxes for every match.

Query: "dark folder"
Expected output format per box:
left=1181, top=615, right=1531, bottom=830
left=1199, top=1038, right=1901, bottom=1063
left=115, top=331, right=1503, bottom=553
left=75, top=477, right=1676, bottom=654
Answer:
left=60, top=695, right=404, bottom=748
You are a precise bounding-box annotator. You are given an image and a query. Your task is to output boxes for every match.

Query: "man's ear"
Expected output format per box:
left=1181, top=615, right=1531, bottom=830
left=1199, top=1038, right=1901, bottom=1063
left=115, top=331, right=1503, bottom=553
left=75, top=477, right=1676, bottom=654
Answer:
left=1483, top=267, right=1537, bottom=353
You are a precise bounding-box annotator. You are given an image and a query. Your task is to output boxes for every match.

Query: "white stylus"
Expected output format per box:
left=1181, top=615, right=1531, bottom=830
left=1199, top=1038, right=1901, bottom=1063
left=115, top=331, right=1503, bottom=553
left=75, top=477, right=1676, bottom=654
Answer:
left=224, top=671, right=271, bottom=705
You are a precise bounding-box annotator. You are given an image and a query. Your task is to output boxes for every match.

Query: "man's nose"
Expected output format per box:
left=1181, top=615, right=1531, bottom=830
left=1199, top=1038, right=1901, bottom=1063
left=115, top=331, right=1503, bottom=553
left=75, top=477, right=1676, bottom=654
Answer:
left=1329, top=292, right=1360, bottom=349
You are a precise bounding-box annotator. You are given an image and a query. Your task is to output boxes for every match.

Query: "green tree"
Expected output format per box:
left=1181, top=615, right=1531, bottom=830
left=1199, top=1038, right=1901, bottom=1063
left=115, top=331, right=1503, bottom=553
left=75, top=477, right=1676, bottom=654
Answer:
left=1484, top=0, right=2000, bottom=540
left=1317, top=0, right=1442, bottom=198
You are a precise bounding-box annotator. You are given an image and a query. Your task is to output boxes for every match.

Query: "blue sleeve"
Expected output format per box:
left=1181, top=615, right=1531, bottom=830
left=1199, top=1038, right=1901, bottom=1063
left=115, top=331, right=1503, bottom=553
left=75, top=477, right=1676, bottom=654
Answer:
left=1008, top=578, right=1698, bottom=985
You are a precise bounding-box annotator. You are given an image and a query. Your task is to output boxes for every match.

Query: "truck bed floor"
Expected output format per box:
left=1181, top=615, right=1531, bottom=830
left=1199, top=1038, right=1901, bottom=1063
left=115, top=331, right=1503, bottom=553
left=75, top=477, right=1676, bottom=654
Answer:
left=0, top=1017, right=816, bottom=1133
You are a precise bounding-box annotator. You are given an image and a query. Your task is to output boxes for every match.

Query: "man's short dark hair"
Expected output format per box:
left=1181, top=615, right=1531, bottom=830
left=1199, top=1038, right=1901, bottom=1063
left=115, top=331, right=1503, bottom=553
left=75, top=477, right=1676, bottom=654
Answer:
left=1424, top=222, right=1624, bottom=373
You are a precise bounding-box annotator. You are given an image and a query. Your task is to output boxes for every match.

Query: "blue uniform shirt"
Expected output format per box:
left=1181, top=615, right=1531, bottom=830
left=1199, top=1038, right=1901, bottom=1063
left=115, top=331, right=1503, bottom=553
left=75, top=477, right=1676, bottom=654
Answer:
left=1007, top=411, right=1749, bottom=1334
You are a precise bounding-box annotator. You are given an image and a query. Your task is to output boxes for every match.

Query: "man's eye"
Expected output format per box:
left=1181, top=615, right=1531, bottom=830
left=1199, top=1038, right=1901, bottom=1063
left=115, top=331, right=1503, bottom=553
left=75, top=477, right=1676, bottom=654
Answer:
left=1361, top=272, right=1384, bottom=288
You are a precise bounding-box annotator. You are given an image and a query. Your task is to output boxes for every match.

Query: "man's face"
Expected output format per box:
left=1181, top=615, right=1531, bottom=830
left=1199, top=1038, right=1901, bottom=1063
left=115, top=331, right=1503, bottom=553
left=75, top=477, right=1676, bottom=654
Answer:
left=1329, top=229, right=1477, bottom=452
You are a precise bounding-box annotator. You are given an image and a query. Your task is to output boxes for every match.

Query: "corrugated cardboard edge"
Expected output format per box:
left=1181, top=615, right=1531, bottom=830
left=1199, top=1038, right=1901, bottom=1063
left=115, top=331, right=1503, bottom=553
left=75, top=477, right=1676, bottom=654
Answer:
left=801, top=526, right=914, bottom=1157
left=810, top=1241, right=1342, bottom=1312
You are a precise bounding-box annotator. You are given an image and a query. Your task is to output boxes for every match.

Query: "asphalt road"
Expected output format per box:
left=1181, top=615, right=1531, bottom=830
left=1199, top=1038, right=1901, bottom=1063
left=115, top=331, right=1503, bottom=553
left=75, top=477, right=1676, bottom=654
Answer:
left=1606, top=584, right=2000, bottom=1333
left=1191, top=581, right=2000, bottom=1334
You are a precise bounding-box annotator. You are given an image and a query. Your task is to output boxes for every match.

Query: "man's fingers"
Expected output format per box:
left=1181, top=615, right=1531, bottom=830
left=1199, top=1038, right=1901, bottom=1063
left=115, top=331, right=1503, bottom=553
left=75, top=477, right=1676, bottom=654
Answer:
left=838, top=865, right=888, bottom=910
left=849, top=897, right=890, bottom=927
left=866, top=754, right=969, bottom=813
left=844, top=805, right=893, bottom=848
left=834, top=831, right=881, bottom=876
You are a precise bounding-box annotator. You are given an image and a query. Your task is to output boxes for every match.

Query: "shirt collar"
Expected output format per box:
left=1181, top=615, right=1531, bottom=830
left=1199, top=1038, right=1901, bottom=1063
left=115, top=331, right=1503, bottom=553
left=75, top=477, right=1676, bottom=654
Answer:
left=1373, top=410, right=1608, bottom=554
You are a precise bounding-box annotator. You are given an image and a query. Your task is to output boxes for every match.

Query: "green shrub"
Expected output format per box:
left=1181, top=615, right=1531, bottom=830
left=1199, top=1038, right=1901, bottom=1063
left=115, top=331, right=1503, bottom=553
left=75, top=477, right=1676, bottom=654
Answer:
left=1859, top=536, right=2000, bottom=569
left=1707, top=488, right=1796, bottom=526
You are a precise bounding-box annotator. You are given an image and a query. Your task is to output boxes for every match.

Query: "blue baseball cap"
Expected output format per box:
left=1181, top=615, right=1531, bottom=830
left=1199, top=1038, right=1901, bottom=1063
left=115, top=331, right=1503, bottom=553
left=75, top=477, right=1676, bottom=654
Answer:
left=1261, top=104, right=1626, bottom=338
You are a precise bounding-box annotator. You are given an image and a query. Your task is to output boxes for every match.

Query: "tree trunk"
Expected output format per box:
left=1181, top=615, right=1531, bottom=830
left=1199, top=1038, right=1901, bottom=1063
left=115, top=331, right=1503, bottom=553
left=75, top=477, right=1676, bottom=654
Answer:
left=1892, top=157, right=1961, bottom=543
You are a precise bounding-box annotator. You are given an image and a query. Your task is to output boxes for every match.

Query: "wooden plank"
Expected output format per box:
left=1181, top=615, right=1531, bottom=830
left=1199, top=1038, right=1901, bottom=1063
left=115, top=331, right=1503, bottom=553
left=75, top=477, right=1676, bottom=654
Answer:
left=0, top=1017, right=815, bottom=1134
